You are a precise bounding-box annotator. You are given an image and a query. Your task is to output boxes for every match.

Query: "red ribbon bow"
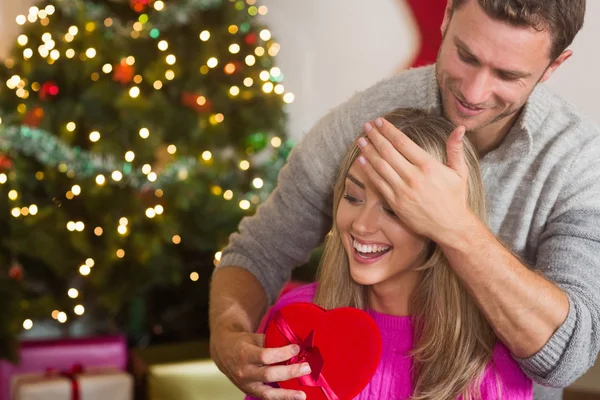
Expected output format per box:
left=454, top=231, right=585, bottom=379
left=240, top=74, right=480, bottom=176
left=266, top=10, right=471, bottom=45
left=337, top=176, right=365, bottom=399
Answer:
left=45, top=364, right=84, bottom=400
left=273, top=311, right=339, bottom=400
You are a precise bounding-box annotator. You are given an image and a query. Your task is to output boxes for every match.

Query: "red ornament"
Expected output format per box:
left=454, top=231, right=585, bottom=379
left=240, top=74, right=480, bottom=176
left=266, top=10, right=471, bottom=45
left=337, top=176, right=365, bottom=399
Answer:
left=265, top=302, right=381, bottom=400
left=130, top=0, right=149, bottom=12
left=181, top=92, right=213, bottom=113
left=245, top=32, right=258, bottom=46
left=113, top=61, right=136, bottom=84
left=0, top=154, right=13, bottom=170
left=9, top=263, right=23, bottom=281
left=23, top=106, right=44, bottom=128
left=39, top=81, right=59, bottom=101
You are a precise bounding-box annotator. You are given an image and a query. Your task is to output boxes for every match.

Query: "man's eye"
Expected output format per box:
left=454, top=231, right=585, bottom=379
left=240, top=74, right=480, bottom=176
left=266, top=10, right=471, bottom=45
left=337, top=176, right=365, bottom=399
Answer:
left=458, top=51, right=476, bottom=65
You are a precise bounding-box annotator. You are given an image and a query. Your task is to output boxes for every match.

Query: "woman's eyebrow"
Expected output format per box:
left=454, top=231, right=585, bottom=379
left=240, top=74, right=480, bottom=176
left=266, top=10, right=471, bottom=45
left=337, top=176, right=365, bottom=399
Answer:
left=346, top=173, right=365, bottom=189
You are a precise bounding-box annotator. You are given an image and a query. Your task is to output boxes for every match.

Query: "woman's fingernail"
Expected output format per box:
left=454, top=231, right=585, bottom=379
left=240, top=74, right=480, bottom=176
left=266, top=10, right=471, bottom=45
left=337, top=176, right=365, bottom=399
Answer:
left=358, top=137, right=368, bottom=148
left=358, top=156, right=366, bottom=165
left=294, top=393, right=306, bottom=400
left=375, top=118, right=383, bottom=128
left=291, top=345, right=300, bottom=355
left=364, top=122, right=373, bottom=132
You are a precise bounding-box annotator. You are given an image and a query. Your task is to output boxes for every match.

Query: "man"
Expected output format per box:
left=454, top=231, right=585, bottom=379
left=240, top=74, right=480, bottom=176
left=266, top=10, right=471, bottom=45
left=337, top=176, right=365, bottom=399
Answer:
left=210, top=1, right=600, bottom=399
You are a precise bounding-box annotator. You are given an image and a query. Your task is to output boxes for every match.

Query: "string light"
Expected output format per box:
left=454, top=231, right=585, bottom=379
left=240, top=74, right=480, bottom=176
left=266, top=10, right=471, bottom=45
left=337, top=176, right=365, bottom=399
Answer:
left=207, top=57, right=218, bottom=68
left=74, top=305, right=85, bottom=315
left=243, top=77, right=253, bottom=87
left=258, top=5, right=268, bottom=15
left=271, top=137, right=282, bottom=147
left=229, top=44, right=240, bottom=54
left=167, top=145, right=177, bottom=154
left=154, top=1, right=165, bottom=11
left=94, top=227, right=103, bottom=236
left=274, top=84, right=285, bottom=94
left=79, top=265, right=91, bottom=275
left=283, top=93, right=295, bottom=103
left=16, top=15, right=26, bottom=25
left=223, top=190, right=234, bottom=200
left=23, top=49, right=33, bottom=59
left=158, top=40, right=168, bottom=51
left=66, top=49, right=75, bottom=58
left=112, top=171, right=123, bottom=181
left=190, top=272, right=199, bottom=282
left=102, top=64, right=112, bottom=73
left=8, top=190, right=18, bottom=200
left=118, top=225, right=127, bottom=235
left=239, top=200, right=251, bottom=210
left=57, top=312, right=67, bottom=323
left=153, top=81, right=163, bottom=90
left=72, top=185, right=81, bottom=195
left=215, top=251, right=222, bottom=261
left=126, top=56, right=135, bottom=65
left=154, top=205, right=164, bottom=215
left=260, top=29, right=272, bottom=41
left=165, top=70, right=175, bottom=80
left=172, top=235, right=181, bottom=244
left=259, top=71, right=270, bottom=81
left=245, top=55, right=255, bottom=66
left=139, top=128, right=150, bottom=138
left=68, top=289, right=79, bottom=298
left=0, top=174, right=7, bottom=184
left=255, top=47, right=265, bottom=56
left=116, top=249, right=125, bottom=258
left=239, top=160, right=250, bottom=170
left=142, top=164, right=152, bottom=174
left=29, top=204, right=38, bottom=215
left=229, top=86, right=240, bottom=96
left=166, top=54, right=176, bottom=65
left=129, top=86, right=140, bottom=98
left=252, top=178, right=264, bottom=188
left=89, top=131, right=101, bottom=142
left=146, top=208, right=156, bottom=218
left=147, top=172, right=157, bottom=182
left=11, top=208, right=20, bottom=218
left=201, top=151, right=212, bottom=161
left=199, top=30, right=210, bottom=41
left=125, top=151, right=135, bottom=162
left=75, top=222, right=85, bottom=231
left=86, top=48, right=97, bottom=58
left=17, top=35, right=28, bottom=46
left=96, top=175, right=106, bottom=185
left=66, top=122, right=76, bottom=132
left=262, top=82, right=274, bottom=93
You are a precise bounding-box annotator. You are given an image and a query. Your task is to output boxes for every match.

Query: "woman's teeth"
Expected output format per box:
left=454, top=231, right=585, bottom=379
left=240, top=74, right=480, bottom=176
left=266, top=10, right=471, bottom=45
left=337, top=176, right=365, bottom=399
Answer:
left=352, top=240, right=390, bottom=254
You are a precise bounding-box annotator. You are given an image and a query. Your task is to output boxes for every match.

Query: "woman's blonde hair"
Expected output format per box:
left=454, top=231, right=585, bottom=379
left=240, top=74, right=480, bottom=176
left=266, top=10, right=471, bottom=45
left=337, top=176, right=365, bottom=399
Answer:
left=313, top=108, right=497, bottom=400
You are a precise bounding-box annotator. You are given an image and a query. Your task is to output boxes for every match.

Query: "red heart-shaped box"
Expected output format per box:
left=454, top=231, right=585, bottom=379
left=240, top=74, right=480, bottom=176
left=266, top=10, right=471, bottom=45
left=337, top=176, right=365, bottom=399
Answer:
left=265, top=302, right=382, bottom=400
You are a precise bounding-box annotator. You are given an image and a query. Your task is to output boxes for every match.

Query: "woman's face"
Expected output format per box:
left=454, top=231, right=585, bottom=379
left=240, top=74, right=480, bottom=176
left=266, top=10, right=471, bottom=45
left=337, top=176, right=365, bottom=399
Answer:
left=336, top=161, right=428, bottom=292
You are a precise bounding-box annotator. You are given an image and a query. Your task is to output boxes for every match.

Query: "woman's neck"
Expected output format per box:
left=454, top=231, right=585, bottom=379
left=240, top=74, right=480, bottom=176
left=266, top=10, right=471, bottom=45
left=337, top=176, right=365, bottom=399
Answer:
left=367, top=270, right=421, bottom=316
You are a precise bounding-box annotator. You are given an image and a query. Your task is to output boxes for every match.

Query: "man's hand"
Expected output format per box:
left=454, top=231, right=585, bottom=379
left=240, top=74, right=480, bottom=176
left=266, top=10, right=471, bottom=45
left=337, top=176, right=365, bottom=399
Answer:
left=211, top=329, right=311, bottom=400
left=357, top=117, right=471, bottom=245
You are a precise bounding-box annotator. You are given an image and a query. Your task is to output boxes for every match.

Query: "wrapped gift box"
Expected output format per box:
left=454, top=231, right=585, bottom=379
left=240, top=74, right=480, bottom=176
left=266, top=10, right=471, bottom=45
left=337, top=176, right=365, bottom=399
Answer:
left=0, top=335, right=127, bottom=400
left=11, top=367, right=133, bottom=400
left=131, top=341, right=243, bottom=400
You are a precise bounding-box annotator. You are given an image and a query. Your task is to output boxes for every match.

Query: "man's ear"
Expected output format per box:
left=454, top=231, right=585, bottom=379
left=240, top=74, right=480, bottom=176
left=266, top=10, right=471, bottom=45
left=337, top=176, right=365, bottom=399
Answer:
left=441, top=0, right=454, bottom=34
left=540, top=50, right=572, bottom=83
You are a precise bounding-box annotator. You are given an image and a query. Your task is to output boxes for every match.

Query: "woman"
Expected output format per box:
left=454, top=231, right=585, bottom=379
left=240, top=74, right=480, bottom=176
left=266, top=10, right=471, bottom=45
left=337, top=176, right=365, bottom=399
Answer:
left=251, top=108, right=532, bottom=399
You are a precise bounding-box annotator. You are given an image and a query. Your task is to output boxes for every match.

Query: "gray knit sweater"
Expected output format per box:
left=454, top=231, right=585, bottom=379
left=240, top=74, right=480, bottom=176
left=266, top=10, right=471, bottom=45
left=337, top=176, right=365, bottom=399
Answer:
left=219, top=65, right=600, bottom=399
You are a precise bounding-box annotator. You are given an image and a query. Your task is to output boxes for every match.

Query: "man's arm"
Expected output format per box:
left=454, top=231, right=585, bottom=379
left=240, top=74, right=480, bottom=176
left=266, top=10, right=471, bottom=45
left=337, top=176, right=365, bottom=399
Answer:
left=358, top=117, right=600, bottom=387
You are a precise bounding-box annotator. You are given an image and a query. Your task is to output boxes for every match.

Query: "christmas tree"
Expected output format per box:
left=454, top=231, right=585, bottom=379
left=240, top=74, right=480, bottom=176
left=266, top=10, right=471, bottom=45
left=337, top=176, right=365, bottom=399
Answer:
left=0, top=0, right=294, bottom=361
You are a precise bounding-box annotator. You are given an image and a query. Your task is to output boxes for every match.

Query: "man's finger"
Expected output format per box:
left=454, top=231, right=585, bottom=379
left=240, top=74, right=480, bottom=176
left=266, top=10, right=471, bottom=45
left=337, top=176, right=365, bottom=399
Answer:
left=362, top=122, right=416, bottom=180
left=357, top=154, right=398, bottom=201
left=255, top=384, right=307, bottom=400
left=252, top=344, right=300, bottom=365
left=258, top=362, right=312, bottom=383
left=446, top=125, right=468, bottom=178
left=373, top=117, right=432, bottom=166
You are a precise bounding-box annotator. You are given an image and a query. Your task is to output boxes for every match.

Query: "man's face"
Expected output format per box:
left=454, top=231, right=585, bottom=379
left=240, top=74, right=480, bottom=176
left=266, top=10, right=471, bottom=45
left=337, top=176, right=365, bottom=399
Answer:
left=436, top=0, right=555, bottom=133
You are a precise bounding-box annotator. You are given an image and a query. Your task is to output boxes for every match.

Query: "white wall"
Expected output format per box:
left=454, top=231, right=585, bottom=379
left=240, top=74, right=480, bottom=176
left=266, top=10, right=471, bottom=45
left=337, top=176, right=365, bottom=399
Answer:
left=3, top=1, right=597, bottom=140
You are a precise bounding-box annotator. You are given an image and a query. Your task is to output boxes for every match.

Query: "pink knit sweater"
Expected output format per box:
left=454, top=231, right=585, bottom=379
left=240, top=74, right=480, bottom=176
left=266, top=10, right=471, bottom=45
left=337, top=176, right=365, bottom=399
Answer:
left=246, top=283, right=533, bottom=400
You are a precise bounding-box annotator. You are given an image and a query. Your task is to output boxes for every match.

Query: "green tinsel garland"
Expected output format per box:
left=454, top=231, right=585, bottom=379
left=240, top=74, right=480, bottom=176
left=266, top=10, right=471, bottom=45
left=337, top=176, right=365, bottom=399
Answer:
left=0, top=124, right=199, bottom=189
left=0, top=124, right=293, bottom=200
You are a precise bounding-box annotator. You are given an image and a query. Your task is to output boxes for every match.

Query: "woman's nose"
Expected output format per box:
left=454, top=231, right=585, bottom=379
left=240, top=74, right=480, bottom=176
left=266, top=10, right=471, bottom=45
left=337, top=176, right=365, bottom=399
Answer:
left=351, top=205, right=378, bottom=236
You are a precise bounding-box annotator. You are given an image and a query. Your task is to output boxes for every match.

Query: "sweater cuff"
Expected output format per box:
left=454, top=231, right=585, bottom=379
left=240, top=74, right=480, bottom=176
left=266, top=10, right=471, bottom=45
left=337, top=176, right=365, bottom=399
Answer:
left=515, top=299, right=577, bottom=379
left=215, top=252, right=281, bottom=306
